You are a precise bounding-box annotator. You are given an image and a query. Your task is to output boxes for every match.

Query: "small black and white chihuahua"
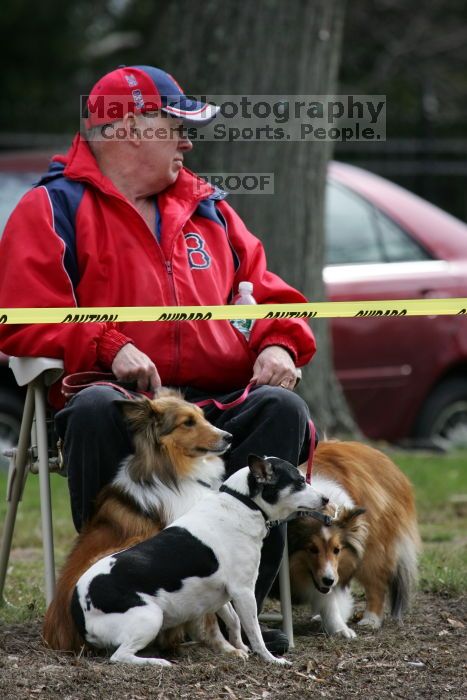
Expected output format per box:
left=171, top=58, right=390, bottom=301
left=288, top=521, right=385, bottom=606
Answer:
left=71, top=455, right=328, bottom=666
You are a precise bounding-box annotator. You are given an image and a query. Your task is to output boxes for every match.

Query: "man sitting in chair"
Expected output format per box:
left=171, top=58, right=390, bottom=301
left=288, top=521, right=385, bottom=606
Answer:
left=0, top=66, right=316, bottom=654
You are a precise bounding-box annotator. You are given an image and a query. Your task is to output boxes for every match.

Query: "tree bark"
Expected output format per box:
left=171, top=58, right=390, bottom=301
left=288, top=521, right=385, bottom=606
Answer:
left=146, top=0, right=357, bottom=436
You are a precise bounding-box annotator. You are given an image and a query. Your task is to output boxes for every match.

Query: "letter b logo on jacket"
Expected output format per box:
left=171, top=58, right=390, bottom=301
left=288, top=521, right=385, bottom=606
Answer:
left=185, top=232, right=211, bottom=269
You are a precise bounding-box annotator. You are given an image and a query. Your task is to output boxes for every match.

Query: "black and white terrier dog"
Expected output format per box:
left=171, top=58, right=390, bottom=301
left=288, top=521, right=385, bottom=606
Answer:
left=71, top=455, right=328, bottom=666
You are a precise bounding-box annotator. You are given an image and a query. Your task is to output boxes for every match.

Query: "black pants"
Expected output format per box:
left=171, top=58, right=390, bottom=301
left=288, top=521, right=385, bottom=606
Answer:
left=55, top=384, right=312, bottom=610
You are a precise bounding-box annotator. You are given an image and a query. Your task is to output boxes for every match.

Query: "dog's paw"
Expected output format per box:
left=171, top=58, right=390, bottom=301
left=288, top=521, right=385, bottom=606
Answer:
left=146, top=658, right=173, bottom=667
left=336, top=625, right=357, bottom=639
left=230, top=648, right=249, bottom=661
left=358, top=612, right=382, bottom=629
left=271, top=656, right=292, bottom=665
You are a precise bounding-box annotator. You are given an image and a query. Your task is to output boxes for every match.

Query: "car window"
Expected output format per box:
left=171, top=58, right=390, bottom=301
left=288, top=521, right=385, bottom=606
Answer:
left=375, top=209, right=432, bottom=262
left=325, top=181, right=432, bottom=265
left=325, top=182, right=383, bottom=265
left=0, top=173, right=38, bottom=235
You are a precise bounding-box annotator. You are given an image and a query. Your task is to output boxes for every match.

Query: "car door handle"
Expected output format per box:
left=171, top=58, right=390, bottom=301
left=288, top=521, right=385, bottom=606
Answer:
left=420, top=289, right=449, bottom=298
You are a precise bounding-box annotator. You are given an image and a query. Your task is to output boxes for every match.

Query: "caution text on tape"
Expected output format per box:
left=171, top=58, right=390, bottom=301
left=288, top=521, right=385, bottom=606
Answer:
left=0, top=298, right=466, bottom=324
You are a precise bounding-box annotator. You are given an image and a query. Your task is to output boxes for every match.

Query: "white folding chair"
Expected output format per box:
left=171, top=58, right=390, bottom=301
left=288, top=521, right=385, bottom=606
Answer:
left=0, top=357, right=64, bottom=606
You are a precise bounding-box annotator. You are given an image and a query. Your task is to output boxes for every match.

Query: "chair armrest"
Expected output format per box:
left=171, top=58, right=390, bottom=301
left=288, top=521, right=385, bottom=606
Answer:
left=9, top=357, right=64, bottom=387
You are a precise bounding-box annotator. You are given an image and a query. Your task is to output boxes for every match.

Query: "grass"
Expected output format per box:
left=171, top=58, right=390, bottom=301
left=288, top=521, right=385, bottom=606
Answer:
left=385, top=448, right=467, bottom=596
left=0, top=472, right=74, bottom=623
left=0, top=448, right=466, bottom=623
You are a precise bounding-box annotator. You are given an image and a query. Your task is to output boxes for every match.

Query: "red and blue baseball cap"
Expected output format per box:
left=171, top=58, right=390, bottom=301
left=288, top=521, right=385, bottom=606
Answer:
left=85, top=65, right=219, bottom=128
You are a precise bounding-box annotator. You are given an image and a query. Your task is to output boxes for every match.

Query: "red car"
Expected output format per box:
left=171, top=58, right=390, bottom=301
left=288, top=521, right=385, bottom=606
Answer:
left=0, top=153, right=466, bottom=450
left=326, top=162, right=467, bottom=446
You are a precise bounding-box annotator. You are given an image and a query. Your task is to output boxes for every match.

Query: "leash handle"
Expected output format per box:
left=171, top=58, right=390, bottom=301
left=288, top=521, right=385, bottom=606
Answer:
left=61, top=371, right=150, bottom=401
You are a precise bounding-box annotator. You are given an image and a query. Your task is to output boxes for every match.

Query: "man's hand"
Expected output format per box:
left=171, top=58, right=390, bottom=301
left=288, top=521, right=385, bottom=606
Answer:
left=111, top=343, right=161, bottom=393
left=251, top=346, right=299, bottom=389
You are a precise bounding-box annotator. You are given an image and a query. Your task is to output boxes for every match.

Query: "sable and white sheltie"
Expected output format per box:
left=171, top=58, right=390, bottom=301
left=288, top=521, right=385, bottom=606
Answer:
left=286, top=441, right=421, bottom=638
left=43, top=389, right=231, bottom=652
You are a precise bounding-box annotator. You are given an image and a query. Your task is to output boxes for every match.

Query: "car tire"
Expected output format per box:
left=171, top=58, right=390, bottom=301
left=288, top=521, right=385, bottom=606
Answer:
left=414, top=376, right=467, bottom=448
left=0, top=387, right=23, bottom=470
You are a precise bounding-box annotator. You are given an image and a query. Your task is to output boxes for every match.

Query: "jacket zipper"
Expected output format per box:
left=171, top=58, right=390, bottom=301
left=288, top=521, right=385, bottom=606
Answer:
left=165, top=201, right=207, bottom=386
left=112, top=197, right=182, bottom=386
left=89, top=185, right=203, bottom=387
left=164, top=259, right=181, bottom=385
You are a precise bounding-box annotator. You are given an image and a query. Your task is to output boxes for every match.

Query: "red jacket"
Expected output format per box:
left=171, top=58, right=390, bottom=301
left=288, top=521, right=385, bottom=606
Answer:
left=0, top=135, right=315, bottom=408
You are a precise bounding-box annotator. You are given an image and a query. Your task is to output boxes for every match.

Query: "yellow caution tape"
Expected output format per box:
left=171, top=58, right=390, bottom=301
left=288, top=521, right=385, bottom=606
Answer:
left=0, top=299, right=466, bottom=324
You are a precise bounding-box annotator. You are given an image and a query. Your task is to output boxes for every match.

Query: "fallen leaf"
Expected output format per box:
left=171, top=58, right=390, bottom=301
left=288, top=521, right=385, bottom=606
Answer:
left=447, top=617, right=465, bottom=629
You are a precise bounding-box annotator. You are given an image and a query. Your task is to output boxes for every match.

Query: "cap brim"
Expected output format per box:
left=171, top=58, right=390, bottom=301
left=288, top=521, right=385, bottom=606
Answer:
left=161, top=101, right=220, bottom=125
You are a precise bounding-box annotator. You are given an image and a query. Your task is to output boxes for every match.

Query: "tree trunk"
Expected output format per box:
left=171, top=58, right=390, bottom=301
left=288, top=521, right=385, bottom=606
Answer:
left=147, top=0, right=357, bottom=436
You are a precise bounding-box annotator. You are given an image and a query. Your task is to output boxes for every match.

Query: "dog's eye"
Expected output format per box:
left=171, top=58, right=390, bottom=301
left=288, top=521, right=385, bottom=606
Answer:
left=295, top=476, right=306, bottom=489
left=183, top=417, right=196, bottom=427
left=333, top=547, right=340, bottom=555
left=308, top=545, right=319, bottom=554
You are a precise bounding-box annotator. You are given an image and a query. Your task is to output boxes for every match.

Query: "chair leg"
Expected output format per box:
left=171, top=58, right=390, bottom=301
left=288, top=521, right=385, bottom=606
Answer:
left=33, top=379, right=56, bottom=605
left=278, top=536, right=294, bottom=648
left=0, top=385, right=35, bottom=604
left=258, top=530, right=295, bottom=647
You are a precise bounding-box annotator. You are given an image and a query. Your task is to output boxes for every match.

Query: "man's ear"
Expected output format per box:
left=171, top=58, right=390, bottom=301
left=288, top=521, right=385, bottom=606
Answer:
left=247, top=454, right=275, bottom=484
left=122, top=112, right=142, bottom=145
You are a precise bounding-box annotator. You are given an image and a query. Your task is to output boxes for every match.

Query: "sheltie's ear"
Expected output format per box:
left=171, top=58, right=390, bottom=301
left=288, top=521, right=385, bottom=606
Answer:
left=337, top=507, right=366, bottom=527
left=116, top=397, right=155, bottom=430
left=337, top=507, right=368, bottom=559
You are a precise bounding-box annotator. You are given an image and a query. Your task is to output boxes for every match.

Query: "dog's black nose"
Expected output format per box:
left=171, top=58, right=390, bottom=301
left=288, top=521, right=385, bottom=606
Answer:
left=321, top=496, right=329, bottom=506
left=322, top=576, right=334, bottom=587
left=223, top=431, right=233, bottom=444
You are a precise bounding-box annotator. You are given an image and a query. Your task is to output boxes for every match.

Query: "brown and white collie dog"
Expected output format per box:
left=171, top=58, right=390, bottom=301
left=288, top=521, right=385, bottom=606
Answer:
left=43, top=389, right=231, bottom=652
left=287, top=441, right=421, bottom=638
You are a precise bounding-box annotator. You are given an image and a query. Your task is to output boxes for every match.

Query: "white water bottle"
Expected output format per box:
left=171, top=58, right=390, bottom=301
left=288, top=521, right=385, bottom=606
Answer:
left=231, top=281, right=256, bottom=341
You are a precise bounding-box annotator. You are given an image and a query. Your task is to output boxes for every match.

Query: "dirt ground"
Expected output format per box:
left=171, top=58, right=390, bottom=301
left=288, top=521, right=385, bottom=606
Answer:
left=0, top=592, right=465, bottom=700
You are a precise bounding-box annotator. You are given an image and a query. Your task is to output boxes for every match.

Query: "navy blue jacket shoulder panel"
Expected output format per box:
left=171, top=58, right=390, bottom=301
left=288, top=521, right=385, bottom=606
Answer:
left=194, top=190, right=240, bottom=276
left=36, top=161, right=85, bottom=290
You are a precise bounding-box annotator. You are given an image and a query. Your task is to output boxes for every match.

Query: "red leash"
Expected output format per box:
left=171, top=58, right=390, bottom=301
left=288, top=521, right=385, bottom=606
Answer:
left=195, top=381, right=257, bottom=411
left=195, top=381, right=316, bottom=482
